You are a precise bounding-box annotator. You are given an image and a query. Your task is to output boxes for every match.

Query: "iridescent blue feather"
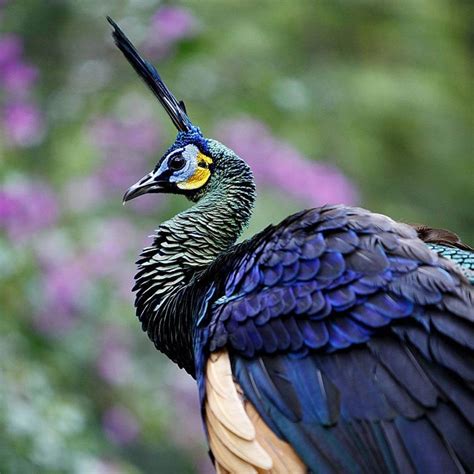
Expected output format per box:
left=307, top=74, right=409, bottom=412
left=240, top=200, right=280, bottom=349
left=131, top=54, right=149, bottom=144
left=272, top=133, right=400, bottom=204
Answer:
left=195, top=205, right=474, bottom=473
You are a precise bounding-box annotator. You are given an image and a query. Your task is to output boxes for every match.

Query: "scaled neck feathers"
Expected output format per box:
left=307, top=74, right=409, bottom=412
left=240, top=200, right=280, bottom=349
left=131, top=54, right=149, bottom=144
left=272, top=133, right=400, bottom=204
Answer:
left=134, top=141, right=256, bottom=373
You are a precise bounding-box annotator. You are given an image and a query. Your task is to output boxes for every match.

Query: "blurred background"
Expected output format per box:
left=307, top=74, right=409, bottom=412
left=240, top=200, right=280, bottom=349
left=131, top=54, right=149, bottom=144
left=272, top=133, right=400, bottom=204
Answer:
left=1, top=0, right=473, bottom=472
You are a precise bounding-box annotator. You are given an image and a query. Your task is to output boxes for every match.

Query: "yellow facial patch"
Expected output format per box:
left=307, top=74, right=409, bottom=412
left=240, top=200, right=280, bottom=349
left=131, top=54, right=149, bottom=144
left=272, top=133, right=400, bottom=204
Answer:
left=177, top=153, right=213, bottom=190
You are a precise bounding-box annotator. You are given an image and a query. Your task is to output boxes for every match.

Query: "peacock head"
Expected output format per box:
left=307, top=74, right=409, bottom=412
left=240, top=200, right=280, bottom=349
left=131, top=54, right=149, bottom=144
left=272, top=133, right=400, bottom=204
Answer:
left=108, top=17, right=250, bottom=205
left=122, top=127, right=216, bottom=203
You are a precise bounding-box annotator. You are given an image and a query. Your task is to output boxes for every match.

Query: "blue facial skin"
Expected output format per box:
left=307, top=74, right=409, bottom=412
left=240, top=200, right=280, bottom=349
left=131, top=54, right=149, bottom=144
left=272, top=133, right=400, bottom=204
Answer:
left=153, top=127, right=210, bottom=179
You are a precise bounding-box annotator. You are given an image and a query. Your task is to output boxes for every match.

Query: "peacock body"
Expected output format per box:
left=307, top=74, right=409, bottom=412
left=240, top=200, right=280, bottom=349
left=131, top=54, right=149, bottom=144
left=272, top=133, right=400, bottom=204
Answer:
left=108, top=18, right=474, bottom=473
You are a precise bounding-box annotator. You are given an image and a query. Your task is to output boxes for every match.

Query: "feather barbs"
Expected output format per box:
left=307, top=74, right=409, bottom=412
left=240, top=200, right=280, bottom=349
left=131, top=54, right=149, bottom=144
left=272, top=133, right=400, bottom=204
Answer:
left=205, top=350, right=305, bottom=473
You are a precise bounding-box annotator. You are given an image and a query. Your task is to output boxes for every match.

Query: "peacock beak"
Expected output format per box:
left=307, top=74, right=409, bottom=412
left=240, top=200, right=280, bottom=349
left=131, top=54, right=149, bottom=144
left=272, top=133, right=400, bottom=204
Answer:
left=123, top=171, right=167, bottom=203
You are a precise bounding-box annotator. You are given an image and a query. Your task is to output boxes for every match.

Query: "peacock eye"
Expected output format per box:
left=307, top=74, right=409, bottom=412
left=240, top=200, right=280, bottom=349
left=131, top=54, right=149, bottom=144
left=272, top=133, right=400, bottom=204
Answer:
left=168, top=154, right=186, bottom=171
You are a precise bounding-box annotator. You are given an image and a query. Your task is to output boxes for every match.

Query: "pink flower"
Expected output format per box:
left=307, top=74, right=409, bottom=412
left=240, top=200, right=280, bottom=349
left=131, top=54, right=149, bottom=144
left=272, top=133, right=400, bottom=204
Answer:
left=145, top=6, right=199, bottom=57
left=0, top=35, right=22, bottom=70
left=1, top=60, right=38, bottom=96
left=43, top=260, right=87, bottom=310
left=32, top=217, right=143, bottom=336
left=33, top=257, right=90, bottom=335
left=216, top=118, right=359, bottom=206
left=152, top=6, right=197, bottom=43
left=0, top=179, right=59, bottom=240
left=88, top=115, right=164, bottom=213
left=30, top=214, right=147, bottom=337
left=0, top=33, right=38, bottom=96
left=90, top=117, right=161, bottom=157
left=2, top=102, right=44, bottom=147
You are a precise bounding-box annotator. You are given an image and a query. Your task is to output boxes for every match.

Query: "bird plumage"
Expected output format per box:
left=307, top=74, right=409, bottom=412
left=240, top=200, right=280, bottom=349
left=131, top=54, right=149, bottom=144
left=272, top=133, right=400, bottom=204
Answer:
left=108, top=18, right=474, bottom=473
left=425, top=245, right=474, bottom=284
left=413, top=224, right=473, bottom=252
left=108, top=16, right=193, bottom=133
left=413, top=225, right=474, bottom=284
left=199, top=206, right=474, bottom=472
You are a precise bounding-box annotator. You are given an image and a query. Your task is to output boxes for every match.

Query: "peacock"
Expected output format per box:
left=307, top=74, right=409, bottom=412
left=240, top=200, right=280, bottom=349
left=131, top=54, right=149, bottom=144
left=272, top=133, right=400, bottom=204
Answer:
left=108, top=18, right=474, bottom=473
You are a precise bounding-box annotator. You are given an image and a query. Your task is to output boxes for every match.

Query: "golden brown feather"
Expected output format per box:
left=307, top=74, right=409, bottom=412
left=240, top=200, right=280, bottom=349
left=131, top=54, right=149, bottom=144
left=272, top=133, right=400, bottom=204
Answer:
left=205, top=350, right=305, bottom=473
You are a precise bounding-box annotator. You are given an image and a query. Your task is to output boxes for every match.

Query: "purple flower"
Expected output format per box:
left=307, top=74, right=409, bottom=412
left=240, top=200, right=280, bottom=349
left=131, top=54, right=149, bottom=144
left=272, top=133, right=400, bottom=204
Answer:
left=33, top=256, right=90, bottom=335
left=96, top=325, right=133, bottom=386
left=90, top=117, right=161, bottom=157
left=1, top=60, right=38, bottom=96
left=0, top=34, right=43, bottom=144
left=0, top=33, right=37, bottom=97
left=216, top=118, right=358, bottom=206
left=88, top=115, right=164, bottom=212
left=152, top=6, right=197, bottom=43
left=31, top=216, right=145, bottom=337
left=0, top=35, right=22, bottom=71
left=145, top=6, right=198, bottom=57
left=83, top=218, right=147, bottom=302
left=2, top=102, right=44, bottom=147
left=83, top=218, right=141, bottom=276
left=34, top=218, right=140, bottom=331
left=102, top=406, right=139, bottom=445
left=0, top=179, right=59, bottom=241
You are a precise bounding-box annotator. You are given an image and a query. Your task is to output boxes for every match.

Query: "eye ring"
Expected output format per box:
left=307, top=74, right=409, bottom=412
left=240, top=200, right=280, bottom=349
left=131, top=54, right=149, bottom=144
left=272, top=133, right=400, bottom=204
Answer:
left=168, top=154, right=186, bottom=171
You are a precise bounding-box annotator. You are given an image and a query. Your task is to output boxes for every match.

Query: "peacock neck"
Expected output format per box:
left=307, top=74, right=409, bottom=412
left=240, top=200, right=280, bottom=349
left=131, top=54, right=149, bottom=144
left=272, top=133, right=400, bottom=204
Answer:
left=134, top=148, right=256, bottom=374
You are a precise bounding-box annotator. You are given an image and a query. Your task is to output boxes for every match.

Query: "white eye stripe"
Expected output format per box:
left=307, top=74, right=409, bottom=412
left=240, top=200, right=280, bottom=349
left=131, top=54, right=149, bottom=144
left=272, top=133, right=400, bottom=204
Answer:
left=153, top=144, right=200, bottom=183
left=155, top=147, right=185, bottom=176
left=167, top=147, right=185, bottom=159
left=168, top=144, right=199, bottom=183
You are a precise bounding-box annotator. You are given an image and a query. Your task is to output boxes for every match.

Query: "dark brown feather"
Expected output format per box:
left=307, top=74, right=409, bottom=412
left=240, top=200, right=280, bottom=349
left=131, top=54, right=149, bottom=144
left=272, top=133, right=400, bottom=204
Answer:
left=411, top=224, right=473, bottom=251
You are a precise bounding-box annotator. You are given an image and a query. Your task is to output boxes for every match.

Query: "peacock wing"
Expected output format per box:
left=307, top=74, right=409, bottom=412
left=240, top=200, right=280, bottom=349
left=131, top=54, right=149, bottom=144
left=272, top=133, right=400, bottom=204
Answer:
left=199, top=205, right=474, bottom=472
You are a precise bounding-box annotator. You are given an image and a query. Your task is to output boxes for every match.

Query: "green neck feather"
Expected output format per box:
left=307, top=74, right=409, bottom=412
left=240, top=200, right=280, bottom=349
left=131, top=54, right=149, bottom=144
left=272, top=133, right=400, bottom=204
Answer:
left=134, top=141, right=256, bottom=372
